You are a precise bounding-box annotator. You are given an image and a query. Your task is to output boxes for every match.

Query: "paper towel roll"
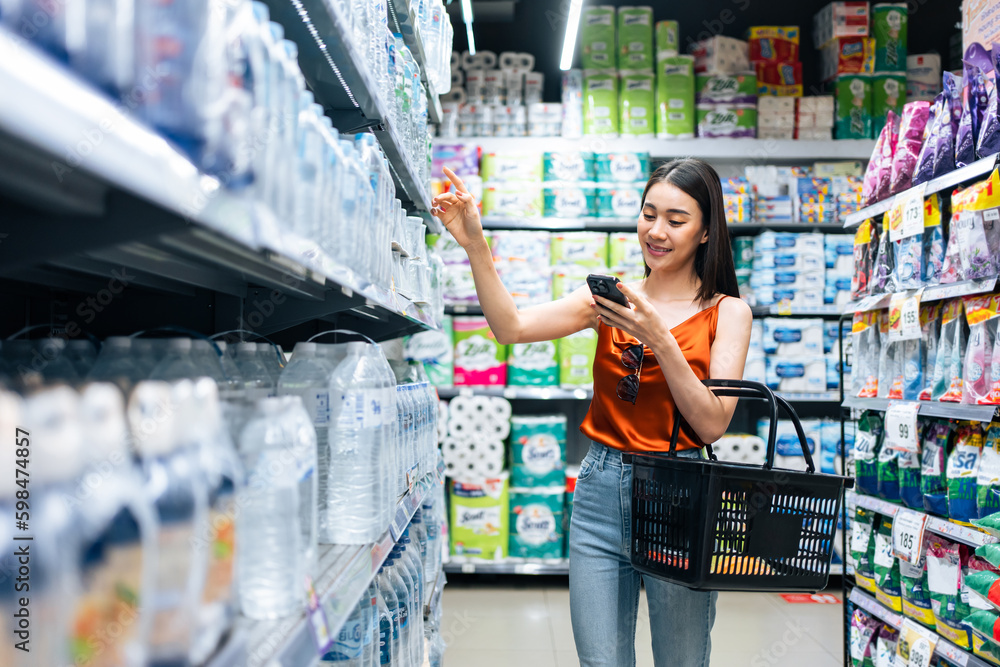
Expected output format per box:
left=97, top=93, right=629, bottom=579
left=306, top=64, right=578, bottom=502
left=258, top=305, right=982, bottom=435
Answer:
left=461, top=51, right=477, bottom=70
left=500, top=51, right=520, bottom=70
left=712, top=434, right=766, bottom=465
left=452, top=69, right=465, bottom=87
left=451, top=51, right=460, bottom=69
left=477, top=50, right=498, bottom=70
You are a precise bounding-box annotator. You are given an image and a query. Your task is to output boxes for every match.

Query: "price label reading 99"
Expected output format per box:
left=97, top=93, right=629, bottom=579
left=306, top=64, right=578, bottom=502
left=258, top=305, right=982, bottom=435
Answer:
left=885, top=402, right=920, bottom=453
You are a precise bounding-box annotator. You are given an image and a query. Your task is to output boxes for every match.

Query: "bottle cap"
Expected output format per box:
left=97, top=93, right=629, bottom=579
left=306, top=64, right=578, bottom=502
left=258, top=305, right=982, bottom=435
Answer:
left=294, top=342, right=318, bottom=356
left=166, top=338, right=192, bottom=352
left=237, top=342, right=257, bottom=355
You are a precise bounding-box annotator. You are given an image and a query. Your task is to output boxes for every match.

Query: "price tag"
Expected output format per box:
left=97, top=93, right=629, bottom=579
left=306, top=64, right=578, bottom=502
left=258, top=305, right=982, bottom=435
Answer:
left=897, top=620, right=938, bottom=667
left=890, top=184, right=928, bottom=242
left=306, top=577, right=333, bottom=654
left=885, top=401, right=920, bottom=452
left=777, top=299, right=793, bottom=316
left=892, top=508, right=928, bottom=564
left=888, top=290, right=923, bottom=341
left=461, top=563, right=476, bottom=574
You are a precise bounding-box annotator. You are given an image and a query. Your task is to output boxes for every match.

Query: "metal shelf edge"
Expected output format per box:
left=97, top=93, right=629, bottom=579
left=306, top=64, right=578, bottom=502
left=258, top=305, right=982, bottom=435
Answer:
left=847, top=491, right=999, bottom=548
left=443, top=559, right=570, bottom=575
left=842, top=397, right=998, bottom=422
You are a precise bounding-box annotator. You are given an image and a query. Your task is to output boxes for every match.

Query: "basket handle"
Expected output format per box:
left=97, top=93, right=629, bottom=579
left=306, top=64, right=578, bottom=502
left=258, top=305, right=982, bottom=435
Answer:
left=666, top=379, right=816, bottom=473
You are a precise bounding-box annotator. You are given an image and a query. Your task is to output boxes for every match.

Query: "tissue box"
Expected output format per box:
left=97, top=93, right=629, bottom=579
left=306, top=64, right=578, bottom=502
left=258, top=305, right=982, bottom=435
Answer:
left=762, top=317, right=825, bottom=355
left=450, top=476, right=510, bottom=560
left=766, top=356, right=827, bottom=394
left=747, top=26, right=801, bottom=63
left=813, top=1, right=871, bottom=49
left=820, top=37, right=875, bottom=81
left=691, top=36, right=750, bottom=74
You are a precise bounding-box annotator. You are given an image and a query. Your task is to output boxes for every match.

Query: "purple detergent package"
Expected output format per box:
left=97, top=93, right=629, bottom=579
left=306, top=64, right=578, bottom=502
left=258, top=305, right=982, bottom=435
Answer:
left=925, top=72, right=963, bottom=183
left=978, top=44, right=1000, bottom=157
left=958, top=44, right=992, bottom=167
left=891, top=101, right=931, bottom=194
left=914, top=94, right=941, bottom=186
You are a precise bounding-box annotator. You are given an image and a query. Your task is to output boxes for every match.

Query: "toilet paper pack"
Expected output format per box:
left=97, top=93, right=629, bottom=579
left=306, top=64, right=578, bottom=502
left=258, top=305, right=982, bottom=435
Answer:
left=762, top=317, right=825, bottom=355
left=766, top=356, right=828, bottom=394
left=872, top=3, right=907, bottom=73
left=620, top=71, right=656, bottom=137
left=712, top=433, right=767, bottom=465
left=750, top=270, right=825, bottom=291
left=543, top=151, right=596, bottom=182
left=752, top=252, right=825, bottom=272
left=594, top=152, right=650, bottom=183
left=690, top=36, right=751, bottom=75
left=450, top=475, right=510, bottom=560
left=510, top=415, right=567, bottom=487
left=582, top=6, right=616, bottom=70
left=552, top=265, right=592, bottom=300
left=872, top=73, right=906, bottom=135
left=832, top=74, right=873, bottom=139
left=405, top=316, right=454, bottom=387
left=754, top=231, right=826, bottom=254
left=695, top=73, right=758, bottom=105
left=481, top=184, right=543, bottom=218
left=551, top=232, right=609, bottom=267
left=480, top=152, right=544, bottom=182
left=560, top=328, right=598, bottom=388
left=758, top=418, right=821, bottom=471
left=655, top=20, right=679, bottom=58
left=754, top=287, right=825, bottom=308
left=656, top=55, right=696, bottom=138
left=608, top=233, right=645, bottom=269
left=596, top=183, right=644, bottom=219
left=617, top=6, right=655, bottom=71
left=543, top=184, right=597, bottom=218
left=453, top=317, right=508, bottom=385
left=583, top=71, right=620, bottom=136
left=825, top=234, right=856, bottom=272
left=696, top=104, right=758, bottom=138
left=509, top=488, right=565, bottom=559
left=508, top=341, right=559, bottom=387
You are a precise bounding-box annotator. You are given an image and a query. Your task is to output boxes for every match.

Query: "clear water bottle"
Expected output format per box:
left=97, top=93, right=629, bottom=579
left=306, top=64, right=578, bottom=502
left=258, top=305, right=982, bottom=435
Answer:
left=285, top=395, right=319, bottom=581
left=256, top=342, right=286, bottom=384
left=366, top=344, right=398, bottom=526
left=337, top=140, right=363, bottom=271
left=375, top=570, right=396, bottom=666
left=17, top=387, right=87, bottom=667
left=383, top=555, right=411, bottom=666
left=149, top=338, right=202, bottom=380
left=388, top=546, right=416, bottom=666
left=366, top=580, right=379, bottom=667
left=129, top=381, right=209, bottom=665
left=411, top=510, right=429, bottom=588
left=214, top=341, right=247, bottom=389
left=421, top=499, right=440, bottom=589
left=321, top=595, right=366, bottom=665
left=279, top=342, right=334, bottom=546
left=89, top=336, right=136, bottom=385
left=187, top=378, right=243, bottom=665
left=235, top=342, right=275, bottom=401
left=73, top=382, right=158, bottom=667
left=397, top=536, right=424, bottom=664
left=236, top=396, right=309, bottom=619
left=65, top=339, right=98, bottom=376
left=327, top=342, right=383, bottom=544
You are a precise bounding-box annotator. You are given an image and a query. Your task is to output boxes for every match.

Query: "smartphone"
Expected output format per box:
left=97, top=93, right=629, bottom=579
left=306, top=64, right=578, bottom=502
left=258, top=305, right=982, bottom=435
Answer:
left=587, top=274, right=630, bottom=308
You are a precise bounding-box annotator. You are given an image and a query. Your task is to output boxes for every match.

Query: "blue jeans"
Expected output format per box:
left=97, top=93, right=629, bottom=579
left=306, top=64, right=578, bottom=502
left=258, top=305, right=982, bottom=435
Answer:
left=569, top=441, right=717, bottom=667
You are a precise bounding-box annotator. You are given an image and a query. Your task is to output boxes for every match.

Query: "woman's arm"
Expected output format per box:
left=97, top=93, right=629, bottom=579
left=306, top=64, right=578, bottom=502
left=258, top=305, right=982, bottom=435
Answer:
left=432, top=168, right=596, bottom=344
left=592, top=285, right=753, bottom=444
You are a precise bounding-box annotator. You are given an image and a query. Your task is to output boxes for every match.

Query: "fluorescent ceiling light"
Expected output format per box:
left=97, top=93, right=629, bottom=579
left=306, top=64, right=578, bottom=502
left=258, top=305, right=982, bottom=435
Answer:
left=560, top=0, right=584, bottom=70
left=461, top=0, right=476, bottom=56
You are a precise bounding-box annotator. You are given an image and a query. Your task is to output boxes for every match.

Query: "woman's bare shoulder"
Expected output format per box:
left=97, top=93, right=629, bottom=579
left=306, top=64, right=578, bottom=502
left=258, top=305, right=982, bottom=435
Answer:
left=717, top=294, right=752, bottom=322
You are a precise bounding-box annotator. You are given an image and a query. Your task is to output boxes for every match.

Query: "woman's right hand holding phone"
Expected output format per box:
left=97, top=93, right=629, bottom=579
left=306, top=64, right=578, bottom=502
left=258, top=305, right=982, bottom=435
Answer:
left=431, top=166, right=485, bottom=250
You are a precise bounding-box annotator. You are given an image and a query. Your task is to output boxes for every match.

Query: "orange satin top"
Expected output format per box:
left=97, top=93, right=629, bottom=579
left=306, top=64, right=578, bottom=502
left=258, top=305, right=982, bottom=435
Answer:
left=579, top=297, right=726, bottom=452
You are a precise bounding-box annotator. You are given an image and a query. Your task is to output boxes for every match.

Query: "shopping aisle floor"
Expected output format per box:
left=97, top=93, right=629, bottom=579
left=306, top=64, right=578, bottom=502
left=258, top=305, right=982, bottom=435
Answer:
left=441, top=577, right=843, bottom=666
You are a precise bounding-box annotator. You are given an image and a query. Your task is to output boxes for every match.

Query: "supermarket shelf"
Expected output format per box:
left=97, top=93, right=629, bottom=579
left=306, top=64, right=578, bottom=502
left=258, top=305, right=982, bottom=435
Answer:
left=424, top=569, right=446, bottom=615
left=243, top=474, right=435, bottom=667
left=387, top=0, right=443, bottom=125
left=847, top=491, right=999, bottom=548
left=204, top=629, right=248, bottom=667
left=462, top=137, right=878, bottom=161
left=263, top=0, right=431, bottom=210
left=843, top=276, right=1000, bottom=314
left=436, top=386, right=839, bottom=403
left=446, top=304, right=484, bottom=315
left=842, top=153, right=1000, bottom=229
left=849, top=588, right=995, bottom=667
left=0, top=28, right=438, bottom=341
left=842, top=396, right=998, bottom=422
left=479, top=218, right=851, bottom=233
left=750, top=305, right=843, bottom=317
left=444, top=558, right=570, bottom=575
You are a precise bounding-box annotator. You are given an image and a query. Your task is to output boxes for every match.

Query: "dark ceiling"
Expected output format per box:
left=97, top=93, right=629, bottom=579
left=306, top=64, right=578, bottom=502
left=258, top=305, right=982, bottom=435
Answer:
left=448, top=0, right=964, bottom=103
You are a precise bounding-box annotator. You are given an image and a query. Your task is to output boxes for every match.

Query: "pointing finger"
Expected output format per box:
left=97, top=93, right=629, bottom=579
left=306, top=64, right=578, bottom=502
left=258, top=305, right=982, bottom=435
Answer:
left=443, top=166, right=470, bottom=194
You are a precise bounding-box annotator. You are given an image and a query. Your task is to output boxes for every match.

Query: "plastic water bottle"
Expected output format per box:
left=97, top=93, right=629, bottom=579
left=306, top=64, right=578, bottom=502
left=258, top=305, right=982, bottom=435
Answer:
left=321, top=596, right=366, bottom=665
left=411, top=510, right=429, bottom=587
left=236, top=396, right=308, bottom=619
left=149, top=338, right=202, bottom=380
left=389, top=546, right=417, bottom=666
left=398, top=536, right=424, bottom=664
left=375, top=570, right=396, bottom=666
left=367, top=345, right=398, bottom=526
left=421, top=499, right=440, bottom=589
left=327, top=342, right=384, bottom=544
left=257, top=342, right=286, bottom=384
left=73, top=382, right=158, bottom=667
left=129, top=381, right=209, bottom=664
left=383, top=555, right=411, bottom=666
left=278, top=342, right=333, bottom=550
left=366, top=580, right=380, bottom=667
left=17, top=387, right=87, bottom=666
left=286, top=396, right=319, bottom=581
left=186, top=379, right=244, bottom=664
left=235, top=342, right=275, bottom=401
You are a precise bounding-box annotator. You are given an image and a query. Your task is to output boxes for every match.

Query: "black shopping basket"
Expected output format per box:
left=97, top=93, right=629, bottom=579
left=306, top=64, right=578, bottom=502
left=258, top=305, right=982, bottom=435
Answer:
left=625, top=380, right=854, bottom=593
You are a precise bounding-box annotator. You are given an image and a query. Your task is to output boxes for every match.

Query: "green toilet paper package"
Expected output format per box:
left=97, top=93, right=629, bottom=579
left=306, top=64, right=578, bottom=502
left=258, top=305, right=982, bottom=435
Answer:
left=550, top=231, right=609, bottom=268
left=510, top=415, right=567, bottom=487
left=617, top=6, right=654, bottom=71
left=872, top=3, right=908, bottom=73
left=543, top=184, right=597, bottom=218
left=833, top=75, right=873, bottom=139
left=509, top=487, right=565, bottom=559
left=450, top=475, right=510, bottom=560
left=584, top=71, right=620, bottom=136
left=620, top=71, right=656, bottom=137
left=508, top=341, right=560, bottom=387
left=655, top=20, right=679, bottom=58
left=582, top=6, right=616, bottom=71
left=656, top=55, right=696, bottom=139
left=560, top=328, right=598, bottom=388
left=872, top=73, right=906, bottom=136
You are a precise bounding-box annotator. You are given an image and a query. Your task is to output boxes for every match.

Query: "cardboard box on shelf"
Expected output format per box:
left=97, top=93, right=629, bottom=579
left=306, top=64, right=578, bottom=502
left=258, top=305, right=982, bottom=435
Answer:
left=963, top=0, right=1000, bottom=54
left=690, top=36, right=750, bottom=74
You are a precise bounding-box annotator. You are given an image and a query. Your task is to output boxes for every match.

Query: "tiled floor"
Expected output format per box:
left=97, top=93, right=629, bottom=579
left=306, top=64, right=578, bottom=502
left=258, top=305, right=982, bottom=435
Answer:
left=441, top=579, right=844, bottom=666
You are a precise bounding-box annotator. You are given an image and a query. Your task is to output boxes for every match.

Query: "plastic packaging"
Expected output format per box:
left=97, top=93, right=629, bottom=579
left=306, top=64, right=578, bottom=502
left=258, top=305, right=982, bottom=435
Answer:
left=947, top=423, right=985, bottom=522
left=923, top=194, right=946, bottom=285
left=964, top=295, right=1000, bottom=405
left=877, top=444, right=901, bottom=502
left=872, top=222, right=897, bottom=294
left=852, top=311, right=882, bottom=398
left=852, top=506, right=879, bottom=592
left=874, top=516, right=903, bottom=611
left=855, top=411, right=884, bottom=495
left=900, top=535, right=936, bottom=628
left=929, top=299, right=967, bottom=402
left=980, top=423, right=1000, bottom=518
left=927, top=536, right=973, bottom=648
left=978, top=44, right=1000, bottom=157
left=899, top=446, right=923, bottom=509
left=921, top=420, right=952, bottom=516
left=850, top=608, right=881, bottom=666
left=890, top=101, right=931, bottom=194
left=958, top=43, right=992, bottom=167
left=852, top=220, right=878, bottom=299
left=914, top=72, right=962, bottom=186
left=876, top=313, right=894, bottom=399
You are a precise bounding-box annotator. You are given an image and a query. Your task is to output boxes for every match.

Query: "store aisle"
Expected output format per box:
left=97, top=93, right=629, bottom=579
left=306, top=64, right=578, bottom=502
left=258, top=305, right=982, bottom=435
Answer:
left=441, top=580, right=843, bottom=666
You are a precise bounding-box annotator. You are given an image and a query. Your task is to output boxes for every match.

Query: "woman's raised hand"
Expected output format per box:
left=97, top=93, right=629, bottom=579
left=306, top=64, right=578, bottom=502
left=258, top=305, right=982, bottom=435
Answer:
left=431, top=166, right=485, bottom=249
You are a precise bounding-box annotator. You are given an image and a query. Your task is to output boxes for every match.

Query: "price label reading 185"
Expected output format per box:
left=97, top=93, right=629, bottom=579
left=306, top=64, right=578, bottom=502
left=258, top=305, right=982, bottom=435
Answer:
left=885, top=402, right=921, bottom=453
left=892, top=508, right=928, bottom=565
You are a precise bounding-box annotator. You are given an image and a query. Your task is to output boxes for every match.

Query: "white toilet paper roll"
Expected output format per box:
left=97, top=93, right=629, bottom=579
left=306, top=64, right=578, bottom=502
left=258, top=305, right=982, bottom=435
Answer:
left=451, top=51, right=460, bottom=69
left=499, top=51, right=520, bottom=70
left=447, top=417, right=476, bottom=439
left=477, top=50, right=498, bottom=70
left=474, top=458, right=504, bottom=478
left=489, top=396, right=512, bottom=423
left=441, top=89, right=467, bottom=104
left=461, top=51, right=477, bottom=70
left=451, top=69, right=465, bottom=87
left=519, top=53, right=535, bottom=71
left=445, top=459, right=463, bottom=477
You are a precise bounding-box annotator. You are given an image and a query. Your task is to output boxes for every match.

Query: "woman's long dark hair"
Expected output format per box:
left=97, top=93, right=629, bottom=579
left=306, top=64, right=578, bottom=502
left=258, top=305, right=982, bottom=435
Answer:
left=641, top=158, right=740, bottom=303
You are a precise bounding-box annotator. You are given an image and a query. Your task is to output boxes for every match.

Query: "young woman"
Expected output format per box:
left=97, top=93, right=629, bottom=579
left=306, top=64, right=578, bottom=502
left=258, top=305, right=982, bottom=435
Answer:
left=431, top=158, right=753, bottom=667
